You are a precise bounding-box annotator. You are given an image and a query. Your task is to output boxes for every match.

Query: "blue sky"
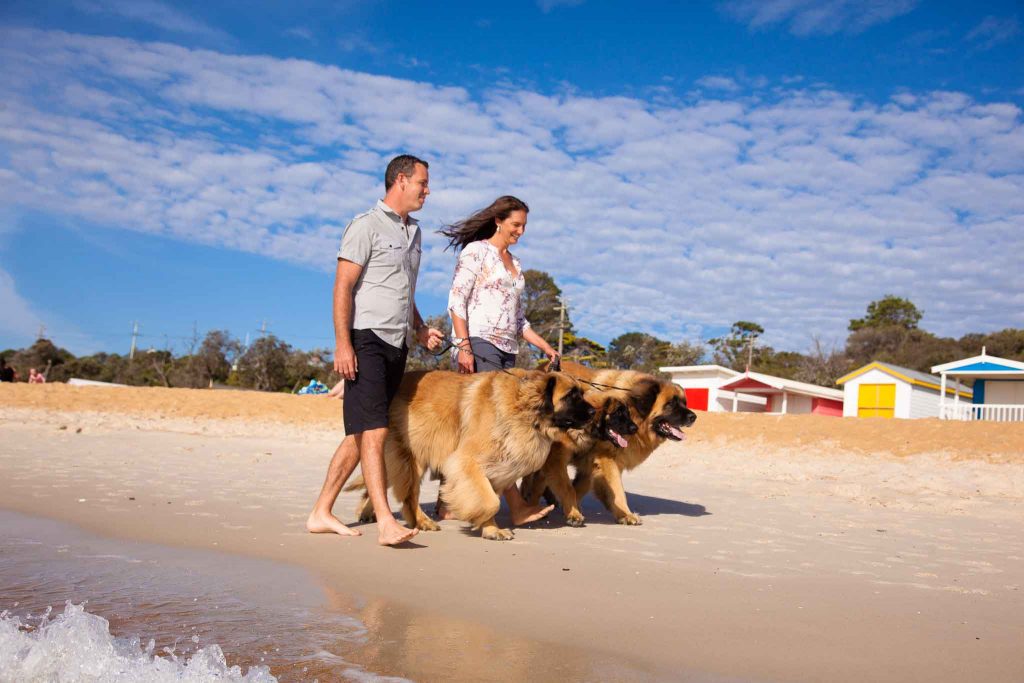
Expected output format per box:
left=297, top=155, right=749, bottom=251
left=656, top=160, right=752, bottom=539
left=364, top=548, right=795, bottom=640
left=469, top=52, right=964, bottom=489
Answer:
left=1, top=0, right=1022, bottom=357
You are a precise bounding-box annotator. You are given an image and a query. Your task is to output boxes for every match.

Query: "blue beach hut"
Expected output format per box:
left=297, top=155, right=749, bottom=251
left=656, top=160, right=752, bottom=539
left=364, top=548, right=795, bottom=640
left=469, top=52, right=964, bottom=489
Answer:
left=931, top=349, right=1024, bottom=421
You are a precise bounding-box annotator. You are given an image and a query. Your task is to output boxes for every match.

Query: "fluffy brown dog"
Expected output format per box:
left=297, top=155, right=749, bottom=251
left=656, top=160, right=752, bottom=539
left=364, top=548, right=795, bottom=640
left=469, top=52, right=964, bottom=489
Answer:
left=555, top=361, right=697, bottom=525
left=519, top=391, right=637, bottom=526
left=348, top=368, right=595, bottom=540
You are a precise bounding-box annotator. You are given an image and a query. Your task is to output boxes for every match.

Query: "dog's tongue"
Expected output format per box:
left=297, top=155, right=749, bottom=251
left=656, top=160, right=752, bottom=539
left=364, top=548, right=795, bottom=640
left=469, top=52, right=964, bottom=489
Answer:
left=665, top=425, right=686, bottom=440
left=608, top=429, right=628, bottom=448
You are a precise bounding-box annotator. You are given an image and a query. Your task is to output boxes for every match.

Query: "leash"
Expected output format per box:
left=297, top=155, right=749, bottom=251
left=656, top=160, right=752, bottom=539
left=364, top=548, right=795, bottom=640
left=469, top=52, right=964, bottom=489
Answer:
left=431, top=336, right=633, bottom=392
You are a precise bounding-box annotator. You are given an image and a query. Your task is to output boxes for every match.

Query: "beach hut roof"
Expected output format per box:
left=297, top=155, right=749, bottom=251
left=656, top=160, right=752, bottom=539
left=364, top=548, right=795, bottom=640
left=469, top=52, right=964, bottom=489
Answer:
left=837, top=361, right=971, bottom=397
left=718, top=370, right=844, bottom=401
left=931, top=349, right=1024, bottom=377
left=659, top=364, right=741, bottom=377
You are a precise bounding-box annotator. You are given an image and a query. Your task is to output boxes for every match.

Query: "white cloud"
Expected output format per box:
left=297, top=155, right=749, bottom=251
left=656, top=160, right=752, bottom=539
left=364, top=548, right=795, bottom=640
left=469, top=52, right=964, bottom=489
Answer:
left=720, top=0, right=919, bottom=36
left=537, top=0, right=586, bottom=12
left=0, top=267, right=46, bottom=341
left=965, top=16, right=1020, bottom=51
left=0, top=28, right=1022, bottom=353
left=72, top=0, right=231, bottom=42
left=695, top=76, right=741, bottom=92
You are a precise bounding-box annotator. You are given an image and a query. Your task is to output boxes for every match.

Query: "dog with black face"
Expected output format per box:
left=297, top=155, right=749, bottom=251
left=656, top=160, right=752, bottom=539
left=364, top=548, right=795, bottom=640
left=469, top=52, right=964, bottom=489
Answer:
left=521, top=393, right=638, bottom=527
left=347, top=369, right=594, bottom=540
left=553, top=361, right=697, bottom=525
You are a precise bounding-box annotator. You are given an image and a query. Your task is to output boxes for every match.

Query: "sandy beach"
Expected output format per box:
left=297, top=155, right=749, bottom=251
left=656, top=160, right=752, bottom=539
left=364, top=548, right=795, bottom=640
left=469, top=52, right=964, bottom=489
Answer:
left=2, top=383, right=1023, bottom=682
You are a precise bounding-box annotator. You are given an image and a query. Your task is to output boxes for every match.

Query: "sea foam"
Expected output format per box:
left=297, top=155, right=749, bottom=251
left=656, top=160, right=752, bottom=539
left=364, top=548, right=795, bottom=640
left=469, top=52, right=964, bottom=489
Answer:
left=0, top=602, right=277, bottom=683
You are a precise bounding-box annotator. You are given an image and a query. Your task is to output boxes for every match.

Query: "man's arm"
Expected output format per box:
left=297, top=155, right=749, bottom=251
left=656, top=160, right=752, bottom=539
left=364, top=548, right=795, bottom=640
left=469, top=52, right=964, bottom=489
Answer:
left=413, top=304, right=444, bottom=351
left=334, top=259, right=363, bottom=380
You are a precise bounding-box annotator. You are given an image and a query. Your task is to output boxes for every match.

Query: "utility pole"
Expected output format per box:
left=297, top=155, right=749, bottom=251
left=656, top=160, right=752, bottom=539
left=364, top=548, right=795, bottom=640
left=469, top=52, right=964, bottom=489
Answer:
left=556, top=297, right=566, bottom=358
left=129, top=321, right=139, bottom=360
left=36, top=324, right=46, bottom=340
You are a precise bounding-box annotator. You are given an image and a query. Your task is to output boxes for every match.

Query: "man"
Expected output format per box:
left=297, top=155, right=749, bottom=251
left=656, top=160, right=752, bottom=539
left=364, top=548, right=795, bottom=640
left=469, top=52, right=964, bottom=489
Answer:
left=307, top=154, right=443, bottom=546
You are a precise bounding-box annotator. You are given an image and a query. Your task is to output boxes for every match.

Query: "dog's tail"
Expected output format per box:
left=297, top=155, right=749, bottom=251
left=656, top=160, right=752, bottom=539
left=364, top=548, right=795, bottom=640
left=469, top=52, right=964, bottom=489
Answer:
left=342, top=475, right=366, bottom=492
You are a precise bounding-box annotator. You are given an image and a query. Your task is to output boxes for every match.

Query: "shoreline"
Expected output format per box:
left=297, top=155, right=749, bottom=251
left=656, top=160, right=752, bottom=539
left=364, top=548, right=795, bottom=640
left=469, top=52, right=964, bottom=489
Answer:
left=2, top=387, right=1023, bottom=681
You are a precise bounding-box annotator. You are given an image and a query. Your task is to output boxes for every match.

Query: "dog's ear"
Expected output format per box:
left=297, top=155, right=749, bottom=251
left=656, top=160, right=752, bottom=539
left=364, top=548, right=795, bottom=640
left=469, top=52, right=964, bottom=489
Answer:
left=630, top=380, right=661, bottom=417
left=542, top=376, right=557, bottom=414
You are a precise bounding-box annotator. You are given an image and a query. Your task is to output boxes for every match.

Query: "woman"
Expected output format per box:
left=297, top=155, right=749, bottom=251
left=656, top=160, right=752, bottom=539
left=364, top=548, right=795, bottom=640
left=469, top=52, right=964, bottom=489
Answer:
left=439, top=195, right=559, bottom=525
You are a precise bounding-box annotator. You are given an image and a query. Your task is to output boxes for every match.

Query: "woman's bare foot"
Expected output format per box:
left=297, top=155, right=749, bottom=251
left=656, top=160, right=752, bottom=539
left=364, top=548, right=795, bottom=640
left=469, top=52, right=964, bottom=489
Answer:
left=510, top=502, right=555, bottom=526
left=377, top=519, right=418, bottom=546
left=306, top=510, right=361, bottom=536
left=504, top=484, right=553, bottom=526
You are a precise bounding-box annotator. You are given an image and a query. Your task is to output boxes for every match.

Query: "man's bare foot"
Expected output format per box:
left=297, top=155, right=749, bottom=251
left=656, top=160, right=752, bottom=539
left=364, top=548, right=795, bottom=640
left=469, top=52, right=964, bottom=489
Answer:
left=306, top=510, right=361, bottom=536
left=378, top=519, right=418, bottom=546
left=510, top=503, right=554, bottom=526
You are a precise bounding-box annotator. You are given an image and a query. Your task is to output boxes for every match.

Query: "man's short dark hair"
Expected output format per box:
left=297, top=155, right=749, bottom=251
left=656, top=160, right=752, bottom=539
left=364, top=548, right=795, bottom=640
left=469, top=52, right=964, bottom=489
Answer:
left=385, top=154, right=428, bottom=191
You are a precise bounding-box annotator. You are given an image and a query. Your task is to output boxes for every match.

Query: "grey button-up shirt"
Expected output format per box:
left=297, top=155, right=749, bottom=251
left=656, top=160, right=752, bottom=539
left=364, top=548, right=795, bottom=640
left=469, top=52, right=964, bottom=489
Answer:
left=337, top=200, right=423, bottom=349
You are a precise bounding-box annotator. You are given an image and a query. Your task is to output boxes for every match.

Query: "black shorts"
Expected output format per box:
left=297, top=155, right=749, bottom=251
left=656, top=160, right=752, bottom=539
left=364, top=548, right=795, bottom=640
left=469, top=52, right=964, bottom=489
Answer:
left=469, top=337, right=517, bottom=371
left=343, top=329, right=408, bottom=435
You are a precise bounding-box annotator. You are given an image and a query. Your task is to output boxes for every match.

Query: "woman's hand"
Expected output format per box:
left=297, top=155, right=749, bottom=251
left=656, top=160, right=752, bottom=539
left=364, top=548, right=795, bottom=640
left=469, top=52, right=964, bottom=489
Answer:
left=543, top=346, right=560, bottom=364
left=456, top=345, right=475, bottom=374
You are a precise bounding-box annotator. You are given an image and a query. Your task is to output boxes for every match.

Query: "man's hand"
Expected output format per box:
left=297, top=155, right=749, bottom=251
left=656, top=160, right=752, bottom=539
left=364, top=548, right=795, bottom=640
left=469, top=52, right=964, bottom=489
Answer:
left=417, top=326, right=444, bottom=351
left=335, top=343, right=357, bottom=381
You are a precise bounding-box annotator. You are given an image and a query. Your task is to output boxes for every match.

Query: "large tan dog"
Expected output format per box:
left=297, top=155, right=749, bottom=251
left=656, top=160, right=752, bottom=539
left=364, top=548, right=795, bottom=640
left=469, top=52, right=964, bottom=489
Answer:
left=555, top=361, right=697, bottom=525
left=519, top=390, right=637, bottom=526
left=349, top=368, right=595, bottom=540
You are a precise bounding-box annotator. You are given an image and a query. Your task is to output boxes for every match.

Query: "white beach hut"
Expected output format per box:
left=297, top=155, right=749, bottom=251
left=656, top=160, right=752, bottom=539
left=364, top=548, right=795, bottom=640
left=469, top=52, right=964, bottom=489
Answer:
left=660, top=364, right=765, bottom=412
left=931, top=349, right=1024, bottom=422
left=836, top=361, right=971, bottom=419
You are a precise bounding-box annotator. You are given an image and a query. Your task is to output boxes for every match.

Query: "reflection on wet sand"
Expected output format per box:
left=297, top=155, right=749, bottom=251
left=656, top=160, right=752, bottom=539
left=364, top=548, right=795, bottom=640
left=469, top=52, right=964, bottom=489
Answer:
left=320, top=584, right=671, bottom=683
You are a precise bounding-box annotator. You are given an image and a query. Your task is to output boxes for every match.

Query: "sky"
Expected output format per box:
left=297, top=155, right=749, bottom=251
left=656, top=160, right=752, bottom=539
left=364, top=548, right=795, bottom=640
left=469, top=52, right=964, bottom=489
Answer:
left=1, top=0, right=1022, bottom=359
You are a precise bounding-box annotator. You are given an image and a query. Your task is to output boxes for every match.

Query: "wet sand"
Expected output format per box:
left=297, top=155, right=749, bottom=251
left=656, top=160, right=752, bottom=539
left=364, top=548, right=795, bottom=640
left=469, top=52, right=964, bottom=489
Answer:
left=2, top=383, right=1023, bottom=682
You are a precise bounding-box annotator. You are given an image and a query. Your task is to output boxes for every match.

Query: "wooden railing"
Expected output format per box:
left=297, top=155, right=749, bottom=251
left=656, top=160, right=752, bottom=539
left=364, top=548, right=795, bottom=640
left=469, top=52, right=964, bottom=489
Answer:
left=940, top=403, right=1024, bottom=422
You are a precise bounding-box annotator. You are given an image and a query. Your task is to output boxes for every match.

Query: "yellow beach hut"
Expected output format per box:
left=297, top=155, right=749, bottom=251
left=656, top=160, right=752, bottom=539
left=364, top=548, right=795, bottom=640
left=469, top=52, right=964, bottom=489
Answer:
left=836, top=361, right=971, bottom=419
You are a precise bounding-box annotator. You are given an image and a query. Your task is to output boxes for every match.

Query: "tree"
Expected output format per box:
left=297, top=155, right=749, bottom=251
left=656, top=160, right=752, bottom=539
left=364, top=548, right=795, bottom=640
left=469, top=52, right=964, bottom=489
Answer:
left=708, top=321, right=764, bottom=371
left=607, top=332, right=674, bottom=373
left=236, top=335, right=292, bottom=391
left=849, top=295, right=922, bottom=331
left=518, top=269, right=573, bottom=364
left=795, top=336, right=851, bottom=387
left=561, top=333, right=607, bottom=367
left=196, top=330, right=240, bottom=386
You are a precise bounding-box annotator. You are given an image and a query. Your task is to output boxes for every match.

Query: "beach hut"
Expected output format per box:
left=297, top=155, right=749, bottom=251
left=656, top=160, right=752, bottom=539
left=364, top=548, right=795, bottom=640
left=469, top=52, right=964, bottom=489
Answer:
left=716, top=370, right=845, bottom=416
left=931, top=349, right=1024, bottom=422
left=660, top=365, right=766, bottom=412
left=659, top=365, right=843, bottom=415
left=836, top=361, right=971, bottom=419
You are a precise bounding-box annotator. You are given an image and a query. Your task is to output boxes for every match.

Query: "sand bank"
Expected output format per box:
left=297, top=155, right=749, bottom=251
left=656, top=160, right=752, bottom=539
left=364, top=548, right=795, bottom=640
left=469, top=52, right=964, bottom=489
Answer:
left=1, top=384, right=1023, bottom=682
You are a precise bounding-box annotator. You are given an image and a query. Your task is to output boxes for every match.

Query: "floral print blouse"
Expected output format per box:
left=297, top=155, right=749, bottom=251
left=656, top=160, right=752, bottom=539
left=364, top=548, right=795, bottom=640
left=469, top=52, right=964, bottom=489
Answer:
left=447, top=240, right=531, bottom=354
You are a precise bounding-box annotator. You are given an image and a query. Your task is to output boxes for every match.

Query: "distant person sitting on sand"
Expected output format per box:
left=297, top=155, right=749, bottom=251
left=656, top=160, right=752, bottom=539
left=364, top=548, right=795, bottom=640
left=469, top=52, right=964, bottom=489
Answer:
left=306, top=154, right=444, bottom=547
left=28, top=368, right=46, bottom=384
left=0, top=358, right=15, bottom=383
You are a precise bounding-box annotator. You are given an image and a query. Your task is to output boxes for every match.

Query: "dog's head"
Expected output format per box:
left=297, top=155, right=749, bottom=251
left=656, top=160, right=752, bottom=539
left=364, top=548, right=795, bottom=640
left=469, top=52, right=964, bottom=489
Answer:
left=628, top=378, right=697, bottom=442
left=541, top=374, right=595, bottom=430
left=593, top=396, right=638, bottom=447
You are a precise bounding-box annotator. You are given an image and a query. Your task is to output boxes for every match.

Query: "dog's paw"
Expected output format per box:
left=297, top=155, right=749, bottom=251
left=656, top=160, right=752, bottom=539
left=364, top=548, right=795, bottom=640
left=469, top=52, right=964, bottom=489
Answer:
left=565, top=510, right=586, bottom=527
left=616, top=512, right=642, bottom=526
left=358, top=510, right=377, bottom=523
left=416, top=517, right=441, bottom=531
left=482, top=527, right=514, bottom=541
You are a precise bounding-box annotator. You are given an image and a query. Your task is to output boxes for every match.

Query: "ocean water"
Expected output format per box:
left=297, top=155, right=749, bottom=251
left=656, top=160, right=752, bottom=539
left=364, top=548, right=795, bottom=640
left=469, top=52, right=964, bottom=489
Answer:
left=0, top=511, right=409, bottom=683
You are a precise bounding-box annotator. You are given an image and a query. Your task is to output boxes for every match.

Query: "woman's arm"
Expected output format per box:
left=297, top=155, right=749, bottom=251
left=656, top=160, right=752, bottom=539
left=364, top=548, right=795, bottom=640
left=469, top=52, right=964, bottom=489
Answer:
left=448, top=246, right=481, bottom=373
left=450, top=312, right=475, bottom=373
left=522, top=326, right=558, bottom=361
